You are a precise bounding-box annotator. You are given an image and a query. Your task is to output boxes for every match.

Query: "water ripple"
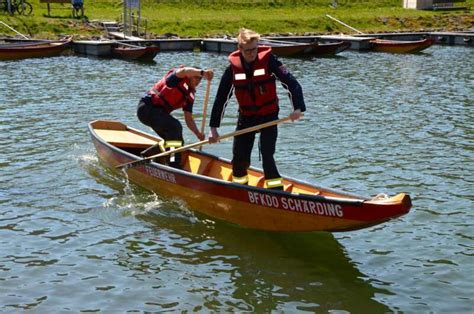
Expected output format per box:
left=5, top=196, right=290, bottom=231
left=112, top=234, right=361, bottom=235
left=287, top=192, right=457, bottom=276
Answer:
left=1, top=47, right=472, bottom=312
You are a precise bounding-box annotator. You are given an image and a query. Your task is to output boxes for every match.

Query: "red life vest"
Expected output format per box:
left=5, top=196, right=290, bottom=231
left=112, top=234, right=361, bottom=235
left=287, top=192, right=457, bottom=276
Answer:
left=229, top=46, right=279, bottom=116
left=148, top=68, right=195, bottom=113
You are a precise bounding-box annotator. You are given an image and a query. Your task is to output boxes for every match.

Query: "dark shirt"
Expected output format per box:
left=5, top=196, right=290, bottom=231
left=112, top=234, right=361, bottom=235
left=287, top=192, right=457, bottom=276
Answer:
left=209, top=53, right=306, bottom=128
left=165, top=70, right=181, bottom=88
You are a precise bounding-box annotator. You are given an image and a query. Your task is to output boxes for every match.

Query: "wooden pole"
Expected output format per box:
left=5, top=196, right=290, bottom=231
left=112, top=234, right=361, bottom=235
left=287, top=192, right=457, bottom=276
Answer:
left=261, top=38, right=307, bottom=45
left=325, top=14, right=365, bottom=35
left=0, top=20, right=29, bottom=39
left=199, top=79, right=211, bottom=151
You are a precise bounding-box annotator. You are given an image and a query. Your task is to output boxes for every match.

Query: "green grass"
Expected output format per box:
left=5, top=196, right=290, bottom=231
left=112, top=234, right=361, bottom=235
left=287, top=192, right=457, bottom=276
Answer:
left=1, top=0, right=472, bottom=39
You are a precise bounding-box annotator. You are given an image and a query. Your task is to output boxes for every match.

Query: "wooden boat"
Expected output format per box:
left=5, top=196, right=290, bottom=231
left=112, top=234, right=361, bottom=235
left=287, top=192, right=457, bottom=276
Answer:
left=309, top=41, right=351, bottom=56
left=260, top=39, right=350, bottom=57
left=370, top=38, right=434, bottom=53
left=0, top=38, right=71, bottom=60
left=324, top=15, right=434, bottom=54
left=260, top=40, right=313, bottom=57
left=112, top=42, right=160, bottom=61
left=88, top=120, right=412, bottom=232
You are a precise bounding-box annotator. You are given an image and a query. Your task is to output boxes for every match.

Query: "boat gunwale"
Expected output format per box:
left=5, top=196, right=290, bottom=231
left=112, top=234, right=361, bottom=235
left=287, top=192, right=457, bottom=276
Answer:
left=0, top=38, right=72, bottom=60
left=88, top=120, right=372, bottom=205
left=370, top=38, right=434, bottom=53
left=0, top=38, right=71, bottom=49
left=260, top=41, right=349, bottom=57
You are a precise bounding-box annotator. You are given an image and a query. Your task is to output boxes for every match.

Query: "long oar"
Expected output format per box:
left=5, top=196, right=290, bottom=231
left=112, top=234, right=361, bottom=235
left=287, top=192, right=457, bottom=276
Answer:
left=117, top=115, right=295, bottom=170
left=0, top=20, right=29, bottom=39
left=325, top=14, right=365, bottom=35
left=199, top=79, right=211, bottom=151
left=261, top=38, right=307, bottom=45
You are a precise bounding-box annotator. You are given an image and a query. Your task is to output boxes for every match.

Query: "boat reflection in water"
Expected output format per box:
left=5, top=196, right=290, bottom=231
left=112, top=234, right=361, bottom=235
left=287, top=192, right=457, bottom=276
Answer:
left=84, top=156, right=393, bottom=311
left=137, top=207, right=393, bottom=312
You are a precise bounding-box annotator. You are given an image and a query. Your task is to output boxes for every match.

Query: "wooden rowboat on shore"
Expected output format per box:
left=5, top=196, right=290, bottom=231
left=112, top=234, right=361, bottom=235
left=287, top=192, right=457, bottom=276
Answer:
left=88, top=120, right=412, bottom=232
left=0, top=38, right=71, bottom=60
left=370, top=38, right=434, bottom=53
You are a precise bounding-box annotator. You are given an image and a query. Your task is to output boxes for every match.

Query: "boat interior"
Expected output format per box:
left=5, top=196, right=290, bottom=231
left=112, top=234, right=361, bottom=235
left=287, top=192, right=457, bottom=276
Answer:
left=91, top=120, right=353, bottom=198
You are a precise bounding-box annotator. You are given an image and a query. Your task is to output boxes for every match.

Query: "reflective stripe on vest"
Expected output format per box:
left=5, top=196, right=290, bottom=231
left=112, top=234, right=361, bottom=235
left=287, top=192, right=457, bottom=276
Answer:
left=232, top=175, right=249, bottom=185
left=234, top=73, right=246, bottom=80
left=233, top=68, right=267, bottom=81
left=254, top=68, right=266, bottom=76
left=264, top=178, right=283, bottom=189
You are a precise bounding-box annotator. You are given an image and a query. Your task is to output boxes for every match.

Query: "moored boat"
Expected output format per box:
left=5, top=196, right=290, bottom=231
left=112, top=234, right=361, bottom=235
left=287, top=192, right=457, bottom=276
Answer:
left=88, top=120, right=412, bottom=232
left=259, top=40, right=314, bottom=57
left=324, top=14, right=434, bottom=54
left=370, top=38, right=434, bottom=53
left=112, top=42, right=160, bottom=61
left=260, top=39, right=350, bottom=57
left=0, top=38, right=71, bottom=60
left=308, top=41, right=351, bottom=56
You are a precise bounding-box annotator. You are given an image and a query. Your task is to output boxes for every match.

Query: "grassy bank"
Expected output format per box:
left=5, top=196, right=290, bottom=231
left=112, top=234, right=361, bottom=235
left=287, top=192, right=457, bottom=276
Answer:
left=0, top=0, right=473, bottom=39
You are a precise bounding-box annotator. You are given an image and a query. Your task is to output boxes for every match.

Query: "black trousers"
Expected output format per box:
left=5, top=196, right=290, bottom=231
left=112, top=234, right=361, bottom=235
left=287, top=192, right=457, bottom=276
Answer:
left=136, top=100, right=183, bottom=167
left=232, top=113, right=281, bottom=180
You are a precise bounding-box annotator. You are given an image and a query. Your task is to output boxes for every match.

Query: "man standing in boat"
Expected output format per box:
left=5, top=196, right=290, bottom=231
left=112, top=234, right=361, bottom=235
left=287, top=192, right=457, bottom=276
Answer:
left=137, top=66, right=214, bottom=168
left=208, top=28, right=305, bottom=190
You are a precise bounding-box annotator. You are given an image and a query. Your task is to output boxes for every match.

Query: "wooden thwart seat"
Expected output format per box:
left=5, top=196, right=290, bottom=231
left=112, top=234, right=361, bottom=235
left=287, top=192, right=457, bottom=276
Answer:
left=94, top=129, right=158, bottom=149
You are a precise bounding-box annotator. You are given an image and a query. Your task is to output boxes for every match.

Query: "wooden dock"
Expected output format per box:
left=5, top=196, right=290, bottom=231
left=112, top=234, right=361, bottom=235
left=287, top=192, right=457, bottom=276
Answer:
left=71, top=31, right=472, bottom=58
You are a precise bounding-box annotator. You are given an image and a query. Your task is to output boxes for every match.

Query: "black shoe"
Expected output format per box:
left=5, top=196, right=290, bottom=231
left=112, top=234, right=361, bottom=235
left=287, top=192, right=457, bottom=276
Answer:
left=169, top=162, right=182, bottom=170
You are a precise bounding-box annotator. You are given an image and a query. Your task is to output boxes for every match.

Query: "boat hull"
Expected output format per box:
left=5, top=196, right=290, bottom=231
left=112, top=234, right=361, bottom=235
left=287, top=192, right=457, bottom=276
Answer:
left=370, top=38, right=434, bottom=53
left=112, top=45, right=159, bottom=61
left=89, top=120, right=411, bottom=232
left=308, top=41, right=351, bottom=56
left=261, top=41, right=349, bottom=57
left=0, top=39, right=71, bottom=60
left=264, top=42, right=311, bottom=57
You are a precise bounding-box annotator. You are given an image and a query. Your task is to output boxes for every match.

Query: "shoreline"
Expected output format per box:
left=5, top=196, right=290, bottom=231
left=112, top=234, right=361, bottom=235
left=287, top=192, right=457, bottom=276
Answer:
left=0, top=4, right=472, bottom=40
